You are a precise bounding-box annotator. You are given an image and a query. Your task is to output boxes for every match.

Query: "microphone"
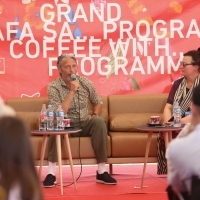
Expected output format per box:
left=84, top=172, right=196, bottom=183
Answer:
left=71, top=74, right=77, bottom=81
left=71, top=74, right=79, bottom=92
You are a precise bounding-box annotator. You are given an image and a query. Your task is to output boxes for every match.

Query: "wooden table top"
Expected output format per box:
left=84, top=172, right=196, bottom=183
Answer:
left=31, top=128, right=82, bottom=135
left=137, top=125, right=184, bottom=132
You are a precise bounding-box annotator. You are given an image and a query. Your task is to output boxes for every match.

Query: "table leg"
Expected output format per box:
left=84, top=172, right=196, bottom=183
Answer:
left=64, top=134, right=77, bottom=190
left=165, top=131, right=172, bottom=173
left=39, top=135, right=48, bottom=180
left=165, top=131, right=172, bottom=149
left=168, top=131, right=172, bottom=142
left=140, top=131, right=153, bottom=188
left=56, top=135, right=63, bottom=195
left=164, top=131, right=169, bottom=148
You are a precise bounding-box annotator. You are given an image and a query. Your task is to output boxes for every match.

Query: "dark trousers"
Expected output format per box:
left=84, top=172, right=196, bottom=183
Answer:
left=47, top=117, right=108, bottom=163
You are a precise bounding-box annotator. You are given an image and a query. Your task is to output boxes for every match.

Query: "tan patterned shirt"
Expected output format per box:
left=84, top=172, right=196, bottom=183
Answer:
left=48, top=76, right=102, bottom=124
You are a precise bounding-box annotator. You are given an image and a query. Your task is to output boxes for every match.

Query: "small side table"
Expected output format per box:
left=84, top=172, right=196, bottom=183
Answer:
left=136, top=125, right=184, bottom=188
left=31, top=128, right=81, bottom=195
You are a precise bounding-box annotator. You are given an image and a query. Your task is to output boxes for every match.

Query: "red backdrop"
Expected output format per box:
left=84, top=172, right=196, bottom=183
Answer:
left=0, top=0, right=199, bottom=100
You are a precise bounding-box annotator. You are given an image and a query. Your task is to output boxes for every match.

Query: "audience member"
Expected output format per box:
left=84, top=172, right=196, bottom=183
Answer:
left=0, top=116, right=43, bottom=200
left=43, top=54, right=117, bottom=187
left=157, top=48, right=200, bottom=174
left=0, top=97, right=15, bottom=117
left=166, top=84, right=200, bottom=199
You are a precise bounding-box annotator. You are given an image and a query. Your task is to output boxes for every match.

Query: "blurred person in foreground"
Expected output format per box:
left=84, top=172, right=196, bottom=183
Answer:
left=0, top=96, right=15, bottom=117
left=166, top=84, right=200, bottom=199
left=43, top=54, right=117, bottom=187
left=157, top=48, right=200, bottom=175
left=0, top=116, right=43, bottom=200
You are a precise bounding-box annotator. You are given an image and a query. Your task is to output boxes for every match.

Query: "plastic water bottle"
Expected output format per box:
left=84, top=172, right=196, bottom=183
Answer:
left=173, top=102, right=181, bottom=127
left=39, top=104, right=47, bottom=131
left=46, top=104, right=54, bottom=130
left=56, top=105, right=64, bottom=130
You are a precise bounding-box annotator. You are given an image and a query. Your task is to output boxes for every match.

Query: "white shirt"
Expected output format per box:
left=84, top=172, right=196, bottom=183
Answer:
left=166, top=124, right=200, bottom=193
left=0, top=96, right=16, bottom=117
left=0, top=178, right=39, bottom=200
left=8, top=183, right=21, bottom=200
left=177, top=123, right=190, bottom=138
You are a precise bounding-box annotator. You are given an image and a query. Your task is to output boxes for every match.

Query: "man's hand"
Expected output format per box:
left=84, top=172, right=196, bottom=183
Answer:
left=70, top=80, right=79, bottom=92
left=163, top=121, right=173, bottom=126
left=89, top=113, right=98, bottom=120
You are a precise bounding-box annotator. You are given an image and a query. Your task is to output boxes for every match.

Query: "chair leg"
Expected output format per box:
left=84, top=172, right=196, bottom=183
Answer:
left=109, top=164, right=113, bottom=175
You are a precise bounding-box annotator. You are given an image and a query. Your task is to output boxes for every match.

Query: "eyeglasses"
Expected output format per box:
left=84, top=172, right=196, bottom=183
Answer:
left=180, top=61, right=194, bottom=67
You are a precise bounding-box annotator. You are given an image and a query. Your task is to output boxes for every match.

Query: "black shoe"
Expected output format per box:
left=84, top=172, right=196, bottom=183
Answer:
left=43, top=174, right=56, bottom=187
left=96, top=171, right=117, bottom=185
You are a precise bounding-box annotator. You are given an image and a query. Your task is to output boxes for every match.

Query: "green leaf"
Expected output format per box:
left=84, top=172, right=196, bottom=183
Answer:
left=106, top=45, right=125, bottom=78
left=130, top=77, right=140, bottom=90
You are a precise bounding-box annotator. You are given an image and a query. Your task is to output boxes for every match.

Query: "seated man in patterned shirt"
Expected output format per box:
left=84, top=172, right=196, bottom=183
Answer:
left=43, top=54, right=117, bottom=187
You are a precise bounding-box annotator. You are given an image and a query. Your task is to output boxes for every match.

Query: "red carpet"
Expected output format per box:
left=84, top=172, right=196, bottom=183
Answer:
left=38, top=164, right=168, bottom=200
left=45, top=194, right=167, bottom=200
